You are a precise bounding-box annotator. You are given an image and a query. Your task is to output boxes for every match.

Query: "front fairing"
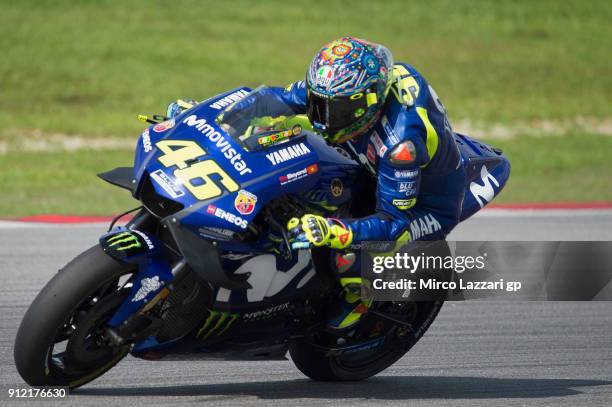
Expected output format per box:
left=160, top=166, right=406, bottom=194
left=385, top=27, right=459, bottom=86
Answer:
left=132, top=87, right=357, bottom=235
left=106, top=86, right=362, bottom=326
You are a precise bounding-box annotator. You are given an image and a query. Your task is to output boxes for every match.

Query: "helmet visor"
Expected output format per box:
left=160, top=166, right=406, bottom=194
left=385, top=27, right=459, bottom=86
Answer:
left=307, top=91, right=370, bottom=133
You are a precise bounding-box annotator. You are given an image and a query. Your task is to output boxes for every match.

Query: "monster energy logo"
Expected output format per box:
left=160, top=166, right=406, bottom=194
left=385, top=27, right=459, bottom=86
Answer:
left=196, top=310, right=239, bottom=340
left=106, top=232, right=141, bottom=251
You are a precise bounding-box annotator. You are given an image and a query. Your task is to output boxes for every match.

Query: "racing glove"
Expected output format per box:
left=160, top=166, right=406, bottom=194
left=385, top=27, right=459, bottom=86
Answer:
left=287, top=214, right=353, bottom=249
left=166, top=99, right=198, bottom=118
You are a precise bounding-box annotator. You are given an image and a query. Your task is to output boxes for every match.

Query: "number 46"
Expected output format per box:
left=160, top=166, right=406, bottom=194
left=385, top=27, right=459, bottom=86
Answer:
left=156, top=140, right=239, bottom=200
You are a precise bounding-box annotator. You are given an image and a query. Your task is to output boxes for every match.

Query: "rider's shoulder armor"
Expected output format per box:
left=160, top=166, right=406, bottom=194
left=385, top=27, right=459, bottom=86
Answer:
left=375, top=63, right=461, bottom=177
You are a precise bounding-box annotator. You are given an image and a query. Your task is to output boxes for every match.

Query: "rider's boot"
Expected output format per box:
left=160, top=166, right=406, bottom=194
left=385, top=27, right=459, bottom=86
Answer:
left=326, top=252, right=372, bottom=330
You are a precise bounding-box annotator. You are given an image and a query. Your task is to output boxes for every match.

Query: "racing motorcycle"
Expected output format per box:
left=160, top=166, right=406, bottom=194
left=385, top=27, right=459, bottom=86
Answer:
left=14, top=86, right=510, bottom=389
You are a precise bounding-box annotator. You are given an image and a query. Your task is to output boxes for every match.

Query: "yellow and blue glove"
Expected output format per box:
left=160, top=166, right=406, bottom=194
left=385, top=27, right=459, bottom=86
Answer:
left=166, top=99, right=197, bottom=118
left=287, top=215, right=353, bottom=250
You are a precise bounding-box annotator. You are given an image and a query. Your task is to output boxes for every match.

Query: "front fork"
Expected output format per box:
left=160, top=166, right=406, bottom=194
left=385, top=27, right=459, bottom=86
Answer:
left=99, top=221, right=182, bottom=341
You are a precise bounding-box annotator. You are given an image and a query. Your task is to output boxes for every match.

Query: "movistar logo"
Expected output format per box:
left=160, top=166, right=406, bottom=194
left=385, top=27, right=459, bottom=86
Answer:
left=196, top=310, right=239, bottom=340
left=107, top=232, right=141, bottom=251
left=470, top=165, right=500, bottom=208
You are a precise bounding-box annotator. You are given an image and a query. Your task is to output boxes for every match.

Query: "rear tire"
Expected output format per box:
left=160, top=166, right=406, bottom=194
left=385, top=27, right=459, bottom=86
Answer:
left=14, top=245, right=135, bottom=389
left=289, top=301, right=443, bottom=381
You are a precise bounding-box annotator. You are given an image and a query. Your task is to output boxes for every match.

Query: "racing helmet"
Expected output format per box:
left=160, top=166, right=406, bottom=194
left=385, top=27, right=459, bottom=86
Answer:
left=306, top=37, right=394, bottom=143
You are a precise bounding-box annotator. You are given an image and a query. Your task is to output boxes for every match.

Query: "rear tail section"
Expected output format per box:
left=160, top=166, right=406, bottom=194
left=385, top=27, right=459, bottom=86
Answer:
left=455, top=133, right=510, bottom=221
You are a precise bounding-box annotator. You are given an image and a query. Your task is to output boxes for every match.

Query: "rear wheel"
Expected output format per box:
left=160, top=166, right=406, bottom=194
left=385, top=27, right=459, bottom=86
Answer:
left=14, top=245, right=136, bottom=389
left=290, top=300, right=443, bottom=381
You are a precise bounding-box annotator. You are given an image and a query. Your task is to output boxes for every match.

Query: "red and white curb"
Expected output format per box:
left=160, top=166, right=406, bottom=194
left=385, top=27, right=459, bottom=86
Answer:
left=12, top=215, right=116, bottom=223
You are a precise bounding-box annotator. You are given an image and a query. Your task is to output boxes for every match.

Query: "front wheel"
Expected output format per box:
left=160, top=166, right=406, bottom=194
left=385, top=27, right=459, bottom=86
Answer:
left=14, top=245, right=137, bottom=389
left=289, top=300, right=443, bottom=381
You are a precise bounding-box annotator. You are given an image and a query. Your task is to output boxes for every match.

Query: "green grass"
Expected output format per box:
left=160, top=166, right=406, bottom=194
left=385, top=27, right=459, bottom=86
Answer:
left=1, top=0, right=610, bottom=137
left=0, top=1, right=611, bottom=215
left=482, top=133, right=612, bottom=203
left=0, top=134, right=610, bottom=216
left=0, top=150, right=135, bottom=217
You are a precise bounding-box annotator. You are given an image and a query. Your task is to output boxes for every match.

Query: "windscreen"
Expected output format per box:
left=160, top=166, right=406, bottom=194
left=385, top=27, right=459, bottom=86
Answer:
left=216, top=86, right=303, bottom=151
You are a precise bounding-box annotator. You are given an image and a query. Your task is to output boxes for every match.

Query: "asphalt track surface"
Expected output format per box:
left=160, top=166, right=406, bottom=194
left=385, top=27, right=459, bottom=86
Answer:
left=1, top=210, right=611, bottom=406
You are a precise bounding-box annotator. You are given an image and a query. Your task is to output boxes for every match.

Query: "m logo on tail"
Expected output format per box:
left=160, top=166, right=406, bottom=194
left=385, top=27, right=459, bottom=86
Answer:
left=470, top=165, right=500, bottom=208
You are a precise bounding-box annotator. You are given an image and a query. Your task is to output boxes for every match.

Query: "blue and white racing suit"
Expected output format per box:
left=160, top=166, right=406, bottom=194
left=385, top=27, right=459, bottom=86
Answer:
left=271, top=63, right=466, bottom=244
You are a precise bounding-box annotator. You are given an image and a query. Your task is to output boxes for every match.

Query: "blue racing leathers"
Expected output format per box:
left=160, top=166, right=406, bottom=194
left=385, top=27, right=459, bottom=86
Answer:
left=270, top=63, right=466, bottom=244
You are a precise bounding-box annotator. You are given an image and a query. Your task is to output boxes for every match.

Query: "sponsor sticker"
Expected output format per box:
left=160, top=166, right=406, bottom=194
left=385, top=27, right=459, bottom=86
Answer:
left=409, top=213, right=442, bottom=239
left=469, top=165, right=500, bottom=208
left=330, top=178, right=343, bottom=197
left=153, top=119, right=175, bottom=133
left=209, top=89, right=250, bottom=110
left=370, top=131, right=388, bottom=157
left=234, top=189, right=257, bottom=215
left=335, top=252, right=356, bottom=273
left=206, top=205, right=248, bottom=229
left=183, top=115, right=252, bottom=176
left=366, top=144, right=376, bottom=164
left=142, top=129, right=152, bottom=152
left=392, top=198, right=416, bottom=210
left=266, top=142, right=312, bottom=165
left=243, top=302, right=291, bottom=321
left=105, top=231, right=142, bottom=252
left=132, top=229, right=155, bottom=250
left=381, top=115, right=400, bottom=145
left=257, top=125, right=301, bottom=147
left=338, top=230, right=351, bottom=245
left=279, top=163, right=318, bottom=186
left=394, top=169, right=419, bottom=179
left=316, top=65, right=334, bottom=88
left=150, top=169, right=185, bottom=199
left=132, top=276, right=162, bottom=302
left=398, top=181, right=417, bottom=195
left=198, top=227, right=235, bottom=241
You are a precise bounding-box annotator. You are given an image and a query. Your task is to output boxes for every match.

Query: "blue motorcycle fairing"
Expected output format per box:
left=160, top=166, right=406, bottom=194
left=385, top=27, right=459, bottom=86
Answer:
left=107, top=257, right=173, bottom=327
left=112, top=87, right=364, bottom=304
left=169, top=132, right=358, bottom=231
left=133, top=87, right=254, bottom=196
left=132, top=86, right=362, bottom=239
left=134, top=103, right=330, bottom=234
left=100, top=227, right=174, bottom=327
left=100, top=227, right=163, bottom=264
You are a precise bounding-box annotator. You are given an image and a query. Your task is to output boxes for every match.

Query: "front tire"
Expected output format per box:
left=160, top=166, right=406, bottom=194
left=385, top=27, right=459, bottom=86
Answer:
left=14, top=245, right=135, bottom=389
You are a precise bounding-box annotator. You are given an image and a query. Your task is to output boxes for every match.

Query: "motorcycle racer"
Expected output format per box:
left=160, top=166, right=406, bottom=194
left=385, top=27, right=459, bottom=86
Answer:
left=167, top=36, right=467, bottom=329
